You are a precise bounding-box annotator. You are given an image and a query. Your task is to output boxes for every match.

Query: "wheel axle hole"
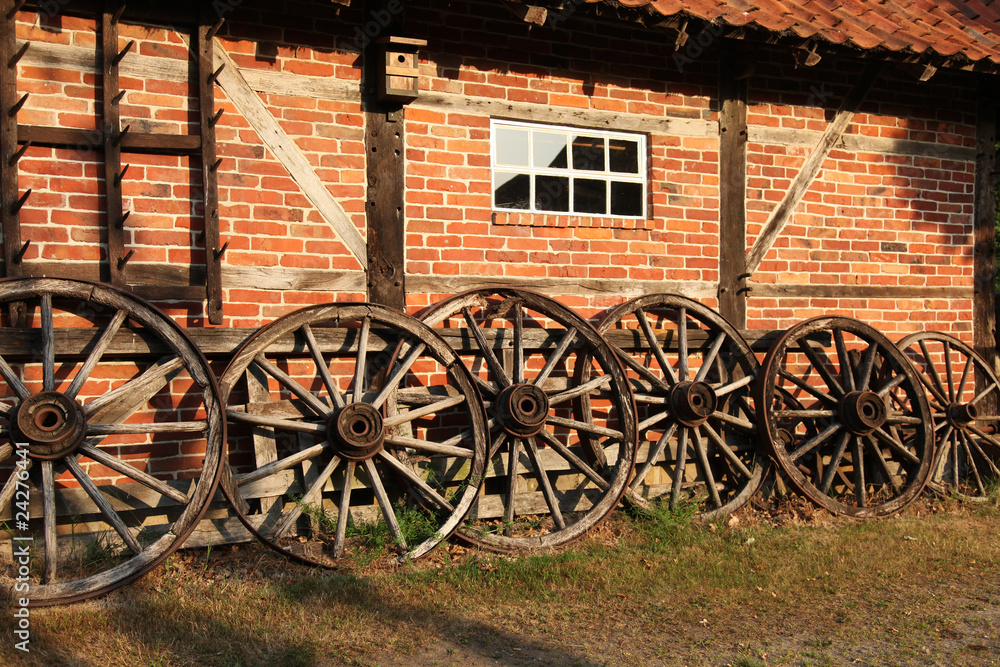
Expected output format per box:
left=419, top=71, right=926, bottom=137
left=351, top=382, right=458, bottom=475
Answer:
left=35, top=407, right=63, bottom=432
left=862, top=405, right=875, bottom=418
left=518, top=397, right=537, bottom=414
left=350, top=420, right=370, bottom=437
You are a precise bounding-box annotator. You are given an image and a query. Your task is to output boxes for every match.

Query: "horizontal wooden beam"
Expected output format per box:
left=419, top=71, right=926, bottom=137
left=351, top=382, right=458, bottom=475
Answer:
left=18, top=125, right=201, bottom=154
left=405, top=275, right=718, bottom=300
left=747, top=282, right=972, bottom=300
left=748, top=126, right=976, bottom=162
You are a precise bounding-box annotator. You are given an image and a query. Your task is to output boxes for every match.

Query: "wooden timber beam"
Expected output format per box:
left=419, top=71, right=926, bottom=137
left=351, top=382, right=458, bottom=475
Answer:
left=364, top=0, right=406, bottom=309
left=501, top=1, right=548, bottom=26
left=197, top=8, right=223, bottom=324
left=1, top=0, right=26, bottom=325
left=102, top=2, right=129, bottom=288
left=744, top=63, right=882, bottom=276
left=718, top=43, right=748, bottom=328
left=973, top=82, right=998, bottom=379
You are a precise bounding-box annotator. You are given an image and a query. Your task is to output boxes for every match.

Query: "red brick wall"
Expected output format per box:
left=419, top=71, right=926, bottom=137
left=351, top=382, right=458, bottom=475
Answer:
left=9, top=0, right=981, bottom=339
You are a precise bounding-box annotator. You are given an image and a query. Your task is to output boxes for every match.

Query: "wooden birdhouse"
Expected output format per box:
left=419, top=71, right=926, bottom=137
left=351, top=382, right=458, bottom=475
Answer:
left=376, top=36, right=426, bottom=102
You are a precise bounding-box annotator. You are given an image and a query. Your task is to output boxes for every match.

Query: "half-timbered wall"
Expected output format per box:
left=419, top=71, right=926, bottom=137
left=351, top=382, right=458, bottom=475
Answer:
left=5, top=0, right=985, bottom=338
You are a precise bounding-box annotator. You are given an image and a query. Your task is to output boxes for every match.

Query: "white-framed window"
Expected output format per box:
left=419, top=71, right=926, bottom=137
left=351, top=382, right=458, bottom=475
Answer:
left=491, top=119, right=647, bottom=218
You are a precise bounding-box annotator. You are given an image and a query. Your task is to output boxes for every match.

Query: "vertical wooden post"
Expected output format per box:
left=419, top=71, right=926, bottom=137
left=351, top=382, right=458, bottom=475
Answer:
left=364, top=0, right=406, bottom=310
left=1, top=0, right=26, bottom=324
left=718, top=44, right=748, bottom=329
left=102, top=2, right=127, bottom=287
left=973, top=82, right=998, bottom=381
left=198, top=8, right=224, bottom=324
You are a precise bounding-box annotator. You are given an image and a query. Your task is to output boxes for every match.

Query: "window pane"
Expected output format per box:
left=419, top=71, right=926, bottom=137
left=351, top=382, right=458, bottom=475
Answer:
left=572, top=136, right=605, bottom=171
left=535, top=175, right=569, bottom=212
left=610, top=181, right=643, bottom=216
left=533, top=132, right=568, bottom=169
left=573, top=178, right=607, bottom=214
left=495, top=127, right=530, bottom=166
left=494, top=172, right=530, bottom=209
left=609, top=139, right=639, bottom=174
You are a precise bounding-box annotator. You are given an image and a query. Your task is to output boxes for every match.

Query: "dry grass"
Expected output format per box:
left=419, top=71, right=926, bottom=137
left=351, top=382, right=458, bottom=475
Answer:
left=3, top=493, right=1000, bottom=667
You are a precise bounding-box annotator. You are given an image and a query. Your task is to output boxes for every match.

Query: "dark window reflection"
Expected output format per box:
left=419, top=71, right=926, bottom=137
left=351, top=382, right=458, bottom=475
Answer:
left=610, top=181, right=643, bottom=216
left=535, top=175, right=569, bottom=212
left=495, top=172, right=530, bottom=209
left=572, top=136, right=605, bottom=171
left=574, top=178, right=606, bottom=214
left=609, top=140, right=639, bottom=173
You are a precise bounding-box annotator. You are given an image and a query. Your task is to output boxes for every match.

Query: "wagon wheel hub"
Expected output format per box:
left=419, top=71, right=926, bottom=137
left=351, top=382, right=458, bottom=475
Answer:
left=947, top=402, right=978, bottom=428
left=668, top=381, right=717, bottom=427
left=11, top=391, right=88, bottom=460
left=839, top=390, right=888, bottom=436
left=495, top=383, right=549, bottom=438
left=329, top=403, right=385, bottom=461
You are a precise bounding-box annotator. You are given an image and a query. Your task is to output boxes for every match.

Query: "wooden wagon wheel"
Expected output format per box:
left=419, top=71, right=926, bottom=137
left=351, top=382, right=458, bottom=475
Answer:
left=587, top=294, right=768, bottom=520
left=0, top=277, right=224, bottom=606
left=755, top=316, right=933, bottom=518
left=897, top=332, right=1000, bottom=501
left=218, top=303, right=488, bottom=566
left=420, top=288, right=637, bottom=552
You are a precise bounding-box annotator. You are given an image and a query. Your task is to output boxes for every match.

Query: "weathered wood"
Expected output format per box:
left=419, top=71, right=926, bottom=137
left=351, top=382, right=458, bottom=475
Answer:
left=410, top=92, right=716, bottom=138
left=197, top=12, right=224, bottom=324
left=18, top=125, right=201, bottom=154
left=41, top=461, right=57, bottom=583
left=211, top=41, right=368, bottom=267
left=1, top=1, right=25, bottom=324
left=365, top=109, right=406, bottom=308
left=747, top=282, right=973, bottom=300
left=973, top=84, right=998, bottom=382
left=102, top=5, right=127, bottom=288
left=718, top=44, right=748, bottom=328
left=406, top=275, right=717, bottom=299
left=745, top=64, right=882, bottom=276
left=501, top=1, right=547, bottom=25
left=748, top=126, right=977, bottom=162
left=247, top=364, right=280, bottom=512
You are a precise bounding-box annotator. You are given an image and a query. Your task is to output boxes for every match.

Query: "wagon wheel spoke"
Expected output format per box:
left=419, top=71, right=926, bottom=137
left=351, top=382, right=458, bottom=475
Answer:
left=957, top=355, right=974, bottom=403
left=377, top=450, right=454, bottom=512
left=833, top=328, right=855, bottom=392
left=691, top=427, right=722, bottom=509
left=372, top=341, right=427, bottom=410
left=332, top=461, right=355, bottom=559
left=41, top=460, right=58, bottom=583
left=856, top=342, right=879, bottom=390
left=864, top=434, right=902, bottom=496
left=0, top=354, right=30, bottom=400
left=535, top=426, right=611, bottom=491
left=669, top=428, right=690, bottom=509
left=700, top=422, right=753, bottom=480
left=253, top=354, right=331, bottom=417
left=958, top=432, right=986, bottom=496
left=694, top=332, right=727, bottom=383
left=612, top=342, right=673, bottom=393
left=778, top=368, right=839, bottom=407
left=502, top=437, right=522, bottom=529
left=350, top=317, right=371, bottom=404
left=635, top=308, right=678, bottom=385
left=534, top=328, right=577, bottom=387
left=629, top=422, right=678, bottom=492
left=363, top=459, right=406, bottom=550
left=548, top=375, right=611, bottom=407
left=964, top=431, right=1000, bottom=477
left=271, top=454, right=342, bottom=540
left=523, top=437, right=566, bottom=530
left=65, top=456, right=142, bottom=554
left=462, top=306, right=511, bottom=389
left=79, top=443, right=189, bottom=504
left=851, top=437, right=867, bottom=507
left=789, top=422, right=841, bottom=462
left=226, top=410, right=326, bottom=436
left=82, top=356, right=185, bottom=419
left=41, top=293, right=55, bottom=392
left=819, top=430, right=852, bottom=495
left=798, top=340, right=845, bottom=399
left=916, top=339, right=950, bottom=405
left=66, top=310, right=129, bottom=400
left=302, top=323, right=346, bottom=410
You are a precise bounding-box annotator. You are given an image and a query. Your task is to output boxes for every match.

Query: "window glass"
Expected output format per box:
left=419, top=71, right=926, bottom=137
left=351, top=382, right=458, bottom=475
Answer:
left=490, top=120, right=645, bottom=218
left=494, top=172, right=530, bottom=209
left=609, top=139, right=639, bottom=174
left=533, top=132, right=568, bottom=169
left=494, top=127, right=530, bottom=166
left=572, top=136, right=605, bottom=171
